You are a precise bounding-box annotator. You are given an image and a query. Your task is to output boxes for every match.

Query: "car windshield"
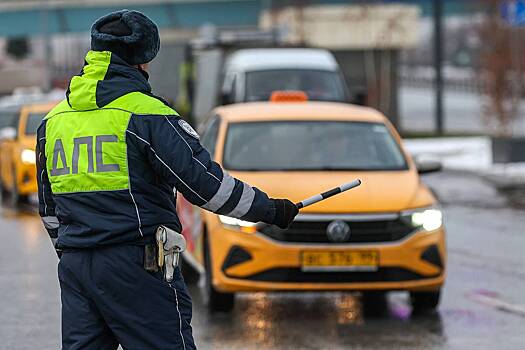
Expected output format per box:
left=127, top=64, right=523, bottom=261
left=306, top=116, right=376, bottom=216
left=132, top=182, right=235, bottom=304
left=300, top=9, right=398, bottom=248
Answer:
left=245, top=69, right=346, bottom=102
left=25, top=113, right=45, bottom=135
left=0, top=111, right=18, bottom=129
left=223, top=121, right=408, bottom=171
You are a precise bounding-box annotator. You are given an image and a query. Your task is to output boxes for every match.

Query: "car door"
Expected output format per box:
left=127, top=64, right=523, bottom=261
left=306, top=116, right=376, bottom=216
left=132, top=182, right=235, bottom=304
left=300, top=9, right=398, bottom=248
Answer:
left=0, top=112, right=20, bottom=190
left=178, top=115, right=222, bottom=266
left=0, top=110, right=18, bottom=188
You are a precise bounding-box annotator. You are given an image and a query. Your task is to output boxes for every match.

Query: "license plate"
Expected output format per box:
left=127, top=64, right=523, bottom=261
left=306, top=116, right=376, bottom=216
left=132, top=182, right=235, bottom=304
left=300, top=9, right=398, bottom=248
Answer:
left=300, top=251, right=379, bottom=272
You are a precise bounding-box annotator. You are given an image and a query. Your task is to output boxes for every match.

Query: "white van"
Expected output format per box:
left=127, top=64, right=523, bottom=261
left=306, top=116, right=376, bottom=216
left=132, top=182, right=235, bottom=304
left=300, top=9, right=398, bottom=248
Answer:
left=220, top=48, right=349, bottom=104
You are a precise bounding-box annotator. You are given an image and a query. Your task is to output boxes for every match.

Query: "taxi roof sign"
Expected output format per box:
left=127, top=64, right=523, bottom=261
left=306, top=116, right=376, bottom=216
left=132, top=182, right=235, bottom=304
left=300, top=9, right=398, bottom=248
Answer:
left=270, top=90, right=308, bottom=103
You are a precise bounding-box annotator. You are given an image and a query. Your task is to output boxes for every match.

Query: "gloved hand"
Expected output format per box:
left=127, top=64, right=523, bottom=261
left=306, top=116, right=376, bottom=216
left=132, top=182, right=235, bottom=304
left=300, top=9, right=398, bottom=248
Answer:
left=271, top=199, right=299, bottom=229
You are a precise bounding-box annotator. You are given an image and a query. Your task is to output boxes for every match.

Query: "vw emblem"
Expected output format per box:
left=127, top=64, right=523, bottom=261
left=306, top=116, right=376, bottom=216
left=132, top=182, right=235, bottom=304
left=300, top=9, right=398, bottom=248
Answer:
left=326, top=220, right=351, bottom=243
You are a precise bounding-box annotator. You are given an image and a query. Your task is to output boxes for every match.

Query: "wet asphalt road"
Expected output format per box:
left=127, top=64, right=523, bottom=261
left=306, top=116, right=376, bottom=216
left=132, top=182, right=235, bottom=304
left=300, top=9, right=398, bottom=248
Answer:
left=0, top=171, right=524, bottom=350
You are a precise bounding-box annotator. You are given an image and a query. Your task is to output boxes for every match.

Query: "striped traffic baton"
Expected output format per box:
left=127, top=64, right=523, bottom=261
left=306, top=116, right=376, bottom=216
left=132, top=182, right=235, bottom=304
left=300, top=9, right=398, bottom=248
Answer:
left=295, top=179, right=362, bottom=209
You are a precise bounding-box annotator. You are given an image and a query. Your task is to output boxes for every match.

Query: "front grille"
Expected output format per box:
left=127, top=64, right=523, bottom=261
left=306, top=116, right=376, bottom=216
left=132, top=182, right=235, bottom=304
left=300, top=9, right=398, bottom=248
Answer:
left=237, top=267, right=437, bottom=283
left=259, top=216, right=415, bottom=244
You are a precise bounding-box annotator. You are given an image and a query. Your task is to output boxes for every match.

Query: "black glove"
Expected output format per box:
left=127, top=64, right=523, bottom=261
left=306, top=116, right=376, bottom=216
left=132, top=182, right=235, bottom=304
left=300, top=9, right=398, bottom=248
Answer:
left=271, top=199, right=299, bottom=229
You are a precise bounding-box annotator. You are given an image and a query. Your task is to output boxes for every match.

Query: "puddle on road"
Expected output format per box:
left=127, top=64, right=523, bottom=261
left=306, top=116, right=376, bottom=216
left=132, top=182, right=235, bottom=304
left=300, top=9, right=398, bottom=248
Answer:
left=191, top=290, right=448, bottom=349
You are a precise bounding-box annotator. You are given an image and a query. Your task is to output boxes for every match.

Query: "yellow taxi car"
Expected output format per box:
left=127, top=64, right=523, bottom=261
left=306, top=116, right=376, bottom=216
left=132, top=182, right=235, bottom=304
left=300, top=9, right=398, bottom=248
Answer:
left=178, top=93, right=445, bottom=312
left=0, top=102, right=57, bottom=204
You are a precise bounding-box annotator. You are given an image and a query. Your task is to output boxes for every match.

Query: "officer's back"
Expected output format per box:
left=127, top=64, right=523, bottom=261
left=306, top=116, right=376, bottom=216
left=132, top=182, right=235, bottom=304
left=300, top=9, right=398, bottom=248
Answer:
left=38, top=48, right=186, bottom=248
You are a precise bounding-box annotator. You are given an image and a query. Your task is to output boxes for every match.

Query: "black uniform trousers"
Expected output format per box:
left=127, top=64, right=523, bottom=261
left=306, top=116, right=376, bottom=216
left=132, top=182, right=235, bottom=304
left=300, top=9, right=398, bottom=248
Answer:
left=58, top=244, right=196, bottom=350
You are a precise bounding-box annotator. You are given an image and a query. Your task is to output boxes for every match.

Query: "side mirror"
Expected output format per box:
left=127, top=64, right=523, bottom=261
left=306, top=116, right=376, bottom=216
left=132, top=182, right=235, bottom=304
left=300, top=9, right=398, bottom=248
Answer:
left=221, top=90, right=235, bottom=105
left=0, top=127, right=16, bottom=141
left=415, top=159, right=442, bottom=174
left=220, top=92, right=229, bottom=105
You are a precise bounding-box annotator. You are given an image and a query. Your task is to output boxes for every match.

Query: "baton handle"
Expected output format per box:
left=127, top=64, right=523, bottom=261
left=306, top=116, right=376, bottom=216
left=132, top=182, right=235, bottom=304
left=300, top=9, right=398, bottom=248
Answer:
left=295, top=179, right=362, bottom=209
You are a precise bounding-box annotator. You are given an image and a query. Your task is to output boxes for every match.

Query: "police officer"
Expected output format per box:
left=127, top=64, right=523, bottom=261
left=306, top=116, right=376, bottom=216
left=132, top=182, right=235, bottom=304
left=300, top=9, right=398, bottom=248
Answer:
left=36, top=10, right=298, bottom=350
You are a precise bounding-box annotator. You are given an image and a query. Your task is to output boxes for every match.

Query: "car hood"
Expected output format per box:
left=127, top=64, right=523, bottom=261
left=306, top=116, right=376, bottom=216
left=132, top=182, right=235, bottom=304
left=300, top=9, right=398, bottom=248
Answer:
left=20, top=136, right=36, bottom=150
left=228, top=170, right=434, bottom=213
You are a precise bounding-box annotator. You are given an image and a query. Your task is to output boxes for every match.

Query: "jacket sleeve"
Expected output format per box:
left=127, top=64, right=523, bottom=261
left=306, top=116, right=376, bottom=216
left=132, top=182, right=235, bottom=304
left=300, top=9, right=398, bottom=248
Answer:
left=127, top=114, right=276, bottom=223
left=36, top=121, right=60, bottom=253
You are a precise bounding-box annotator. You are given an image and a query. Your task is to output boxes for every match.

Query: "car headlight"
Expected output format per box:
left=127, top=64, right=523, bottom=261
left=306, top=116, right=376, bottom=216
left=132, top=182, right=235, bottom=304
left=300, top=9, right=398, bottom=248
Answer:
left=402, top=206, right=443, bottom=232
left=218, top=215, right=257, bottom=233
left=21, top=149, right=36, bottom=164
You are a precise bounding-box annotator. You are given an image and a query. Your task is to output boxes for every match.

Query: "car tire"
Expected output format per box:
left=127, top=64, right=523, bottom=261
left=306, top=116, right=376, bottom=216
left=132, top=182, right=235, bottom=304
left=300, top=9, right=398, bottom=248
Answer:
left=0, top=180, right=9, bottom=202
left=362, top=291, right=388, bottom=316
left=11, top=167, right=28, bottom=206
left=203, top=232, right=235, bottom=313
left=410, top=290, right=441, bottom=312
left=180, top=254, right=201, bottom=285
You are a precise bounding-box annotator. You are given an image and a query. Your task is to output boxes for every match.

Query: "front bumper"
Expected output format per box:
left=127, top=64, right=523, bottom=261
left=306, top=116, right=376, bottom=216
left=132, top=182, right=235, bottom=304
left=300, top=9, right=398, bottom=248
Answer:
left=207, top=220, right=446, bottom=293
left=17, top=163, right=37, bottom=195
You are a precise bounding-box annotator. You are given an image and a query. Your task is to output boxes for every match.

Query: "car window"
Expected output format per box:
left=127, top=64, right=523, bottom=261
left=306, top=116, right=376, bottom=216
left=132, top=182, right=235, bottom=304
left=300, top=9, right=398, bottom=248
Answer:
left=0, top=111, right=19, bottom=129
left=200, top=116, right=221, bottom=159
left=245, top=69, right=346, bottom=102
left=223, top=121, right=408, bottom=171
left=25, top=113, right=46, bottom=135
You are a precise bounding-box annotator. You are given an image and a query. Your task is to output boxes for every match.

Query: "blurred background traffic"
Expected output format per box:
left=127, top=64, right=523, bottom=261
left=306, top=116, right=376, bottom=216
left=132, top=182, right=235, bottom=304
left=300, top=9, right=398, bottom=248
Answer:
left=0, top=1, right=524, bottom=349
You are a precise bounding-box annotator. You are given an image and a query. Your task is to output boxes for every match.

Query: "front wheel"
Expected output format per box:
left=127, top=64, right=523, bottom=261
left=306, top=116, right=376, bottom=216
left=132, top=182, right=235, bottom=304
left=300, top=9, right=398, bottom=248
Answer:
left=11, top=166, right=29, bottom=206
left=361, top=291, right=388, bottom=316
left=203, top=234, right=235, bottom=312
left=410, top=290, right=441, bottom=312
left=180, top=254, right=201, bottom=285
left=0, top=179, right=9, bottom=202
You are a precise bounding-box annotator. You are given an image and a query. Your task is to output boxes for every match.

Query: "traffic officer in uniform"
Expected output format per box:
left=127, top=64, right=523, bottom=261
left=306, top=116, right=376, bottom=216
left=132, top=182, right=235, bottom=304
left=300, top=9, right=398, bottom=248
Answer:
left=36, top=10, right=298, bottom=350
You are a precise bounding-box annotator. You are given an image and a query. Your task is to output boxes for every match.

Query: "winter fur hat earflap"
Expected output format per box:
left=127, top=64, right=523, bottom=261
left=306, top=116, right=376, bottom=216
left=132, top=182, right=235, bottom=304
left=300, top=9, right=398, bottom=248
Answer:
left=91, top=9, right=160, bottom=65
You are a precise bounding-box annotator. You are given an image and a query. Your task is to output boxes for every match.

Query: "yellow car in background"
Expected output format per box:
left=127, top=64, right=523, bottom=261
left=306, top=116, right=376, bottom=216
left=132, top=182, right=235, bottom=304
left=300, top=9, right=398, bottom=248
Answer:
left=178, top=94, right=446, bottom=312
left=0, top=102, right=57, bottom=204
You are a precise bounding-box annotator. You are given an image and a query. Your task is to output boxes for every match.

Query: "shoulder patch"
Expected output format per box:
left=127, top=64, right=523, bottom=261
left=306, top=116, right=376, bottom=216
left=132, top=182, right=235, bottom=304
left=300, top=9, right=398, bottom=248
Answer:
left=178, top=119, right=199, bottom=139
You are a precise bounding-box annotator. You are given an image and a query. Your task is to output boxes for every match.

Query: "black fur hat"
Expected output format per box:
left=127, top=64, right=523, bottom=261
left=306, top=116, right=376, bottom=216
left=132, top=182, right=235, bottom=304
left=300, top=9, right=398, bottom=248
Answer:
left=91, top=10, right=160, bottom=65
